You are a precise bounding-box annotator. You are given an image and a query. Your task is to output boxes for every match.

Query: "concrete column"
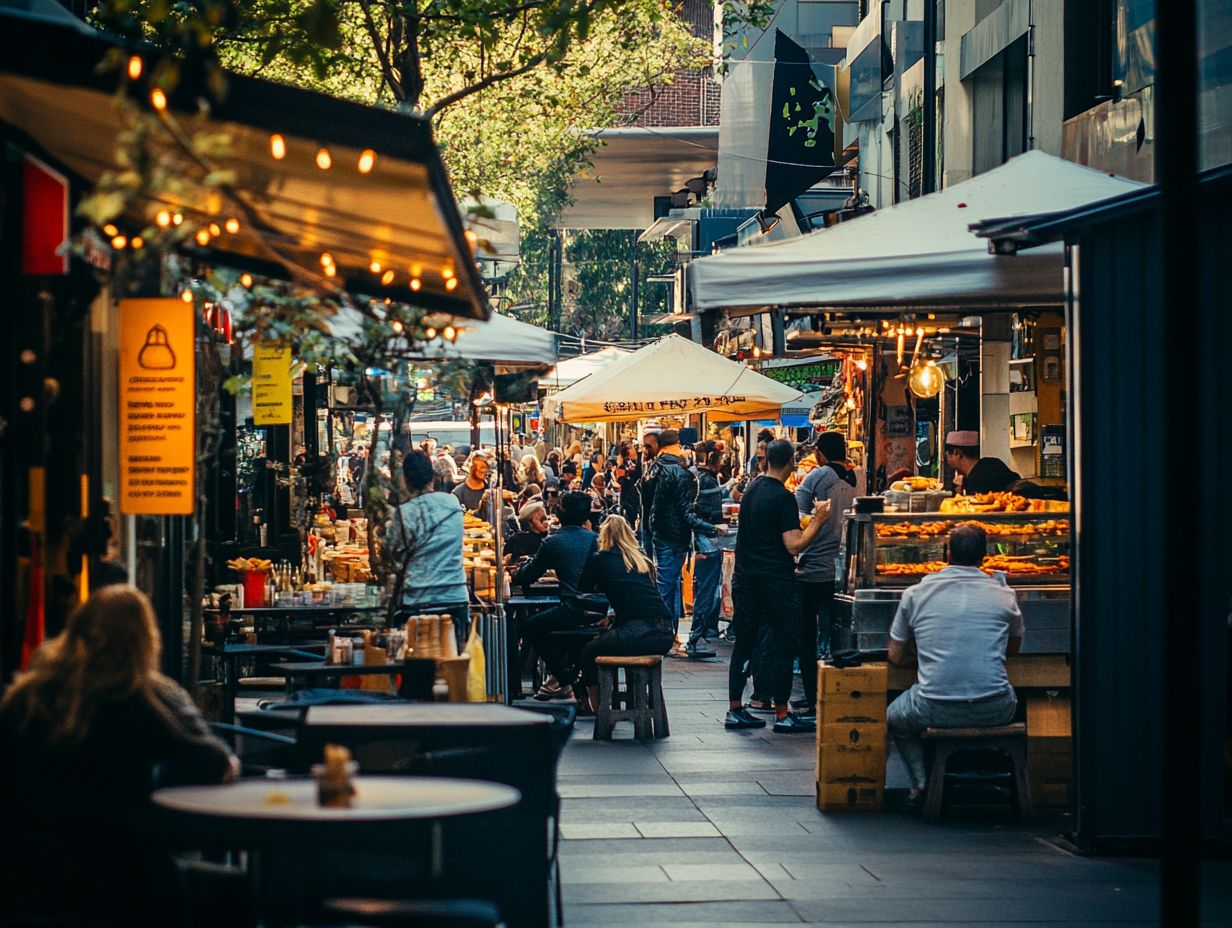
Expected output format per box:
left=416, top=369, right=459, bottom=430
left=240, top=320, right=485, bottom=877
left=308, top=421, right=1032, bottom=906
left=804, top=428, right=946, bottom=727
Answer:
left=1031, top=0, right=1065, bottom=156
left=980, top=316, right=1011, bottom=463
left=943, top=0, right=977, bottom=187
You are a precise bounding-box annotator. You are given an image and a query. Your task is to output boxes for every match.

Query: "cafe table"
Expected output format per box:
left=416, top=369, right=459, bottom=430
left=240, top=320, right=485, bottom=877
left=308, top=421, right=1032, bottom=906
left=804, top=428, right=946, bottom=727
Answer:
left=204, top=642, right=326, bottom=723
left=269, top=660, right=403, bottom=695
left=152, top=776, right=519, bottom=921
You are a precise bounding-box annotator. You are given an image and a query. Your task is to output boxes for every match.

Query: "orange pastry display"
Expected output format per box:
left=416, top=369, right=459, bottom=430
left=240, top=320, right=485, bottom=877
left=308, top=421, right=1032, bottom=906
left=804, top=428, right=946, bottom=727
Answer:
left=875, top=518, right=1070, bottom=539
left=875, top=555, right=1070, bottom=579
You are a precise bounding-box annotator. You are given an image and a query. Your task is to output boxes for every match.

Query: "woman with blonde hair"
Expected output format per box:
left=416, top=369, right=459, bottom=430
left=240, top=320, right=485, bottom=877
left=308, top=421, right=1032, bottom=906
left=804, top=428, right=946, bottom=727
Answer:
left=521, top=452, right=547, bottom=489
left=0, top=585, right=236, bottom=921
left=575, top=515, right=675, bottom=712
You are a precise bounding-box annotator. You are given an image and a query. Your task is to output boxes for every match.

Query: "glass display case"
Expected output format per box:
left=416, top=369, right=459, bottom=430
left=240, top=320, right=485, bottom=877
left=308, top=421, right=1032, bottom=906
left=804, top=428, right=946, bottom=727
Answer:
left=835, top=512, right=1072, bottom=655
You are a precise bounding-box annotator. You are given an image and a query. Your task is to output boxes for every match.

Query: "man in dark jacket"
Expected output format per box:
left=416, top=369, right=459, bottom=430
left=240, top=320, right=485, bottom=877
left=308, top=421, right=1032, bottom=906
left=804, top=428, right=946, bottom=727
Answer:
left=686, top=441, right=730, bottom=658
left=512, top=491, right=601, bottom=700
left=645, top=429, right=700, bottom=655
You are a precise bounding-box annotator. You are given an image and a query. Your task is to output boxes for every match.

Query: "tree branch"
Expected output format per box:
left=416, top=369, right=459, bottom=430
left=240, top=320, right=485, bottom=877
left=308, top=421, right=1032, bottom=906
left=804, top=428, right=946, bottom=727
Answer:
left=424, top=51, right=546, bottom=118
left=357, top=0, right=405, bottom=101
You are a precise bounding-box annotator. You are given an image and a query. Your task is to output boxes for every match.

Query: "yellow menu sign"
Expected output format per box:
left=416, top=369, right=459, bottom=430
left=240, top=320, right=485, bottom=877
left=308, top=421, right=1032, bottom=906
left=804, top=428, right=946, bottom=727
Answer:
left=119, top=298, right=196, bottom=515
left=252, top=344, right=293, bottom=425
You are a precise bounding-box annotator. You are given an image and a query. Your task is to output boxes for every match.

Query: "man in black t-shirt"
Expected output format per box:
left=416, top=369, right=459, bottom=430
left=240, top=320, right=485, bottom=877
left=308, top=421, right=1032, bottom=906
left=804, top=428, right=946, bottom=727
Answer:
left=725, top=439, right=831, bottom=733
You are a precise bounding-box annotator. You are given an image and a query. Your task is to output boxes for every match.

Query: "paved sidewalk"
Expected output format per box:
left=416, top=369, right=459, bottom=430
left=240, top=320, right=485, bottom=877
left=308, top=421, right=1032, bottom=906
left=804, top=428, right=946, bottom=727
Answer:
left=558, top=639, right=1230, bottom=927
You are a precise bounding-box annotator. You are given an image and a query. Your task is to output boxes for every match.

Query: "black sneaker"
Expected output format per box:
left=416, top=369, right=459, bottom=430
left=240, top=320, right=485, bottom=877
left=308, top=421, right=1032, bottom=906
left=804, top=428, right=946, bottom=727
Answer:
left=772, top=713, right=816, bottom=734
left=686, top=642, right=717, bottom=659
left=790, top=698, right=813, bottom=712
left=724, top=708, right=768, bottom=730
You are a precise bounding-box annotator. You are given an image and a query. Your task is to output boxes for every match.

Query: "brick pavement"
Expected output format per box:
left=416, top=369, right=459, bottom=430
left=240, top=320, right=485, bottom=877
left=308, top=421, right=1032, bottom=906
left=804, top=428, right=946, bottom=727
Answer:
left=557, top=639, right=1230, bottom=927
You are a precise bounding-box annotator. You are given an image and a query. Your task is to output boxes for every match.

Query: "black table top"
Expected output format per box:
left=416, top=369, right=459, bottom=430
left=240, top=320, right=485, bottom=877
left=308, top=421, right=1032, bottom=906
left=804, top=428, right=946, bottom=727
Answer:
left=270, top=661, right=402, bottom=676
left=204, top=642, right=326, bottom=656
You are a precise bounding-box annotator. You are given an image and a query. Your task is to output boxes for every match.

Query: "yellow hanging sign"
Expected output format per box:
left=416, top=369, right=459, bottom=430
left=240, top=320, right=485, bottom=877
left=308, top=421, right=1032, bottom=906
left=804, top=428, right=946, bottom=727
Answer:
left=252, top=344, right=294, bottom=425
left=119, top=298, right=196, bottom=515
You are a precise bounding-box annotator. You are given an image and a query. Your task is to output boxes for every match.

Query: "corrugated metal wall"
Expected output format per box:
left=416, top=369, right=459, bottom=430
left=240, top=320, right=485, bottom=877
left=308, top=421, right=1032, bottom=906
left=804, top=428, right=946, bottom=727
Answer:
left=1070, top=176, right=1232, bottom=844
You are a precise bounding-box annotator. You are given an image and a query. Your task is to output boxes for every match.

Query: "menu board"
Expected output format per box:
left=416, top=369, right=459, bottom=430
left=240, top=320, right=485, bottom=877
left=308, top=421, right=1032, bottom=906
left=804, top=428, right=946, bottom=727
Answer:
left=252, top=344, right=293, bottom=425
left=119, top=298, right=195, bottom=515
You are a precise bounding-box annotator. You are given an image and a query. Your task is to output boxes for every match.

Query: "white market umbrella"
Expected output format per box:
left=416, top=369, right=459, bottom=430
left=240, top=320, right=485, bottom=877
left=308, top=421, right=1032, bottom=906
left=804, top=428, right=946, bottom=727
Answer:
left=538, top=346, right=631, bottom=389
left=687, top=151, right=1146, bottom=313
left=330, top=307, right=557, bottom=368
left=541, top=333, right=802, bottom=423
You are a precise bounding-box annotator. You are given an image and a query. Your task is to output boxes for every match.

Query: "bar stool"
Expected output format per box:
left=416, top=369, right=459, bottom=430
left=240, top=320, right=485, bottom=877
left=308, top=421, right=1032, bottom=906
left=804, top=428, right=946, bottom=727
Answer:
left=593, top=655, right=669, bottom=741
left=921, top=722, right=1033, bottom=822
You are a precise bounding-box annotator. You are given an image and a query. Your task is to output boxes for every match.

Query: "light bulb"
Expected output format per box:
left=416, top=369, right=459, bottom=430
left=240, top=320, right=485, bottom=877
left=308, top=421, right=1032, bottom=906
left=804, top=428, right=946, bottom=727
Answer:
left=381, top=269, right=395, bottom=286
left=410, top=278, right=422, bottom=292
left=103, top=224, right=118, bottom=237
left=424, top=326, right=437, bottom=340
left=240, top=273, right=253, bottom=288
left=441, top=265, right=454, bottom=280
left=195, top=229, right=210, bottom=246
left=270, top=134, right=287, bottom=160
left=369, top=261, right=382, bottom=274
left=357, top=149, right=376, bottom=173
left=131, top=236, right=144, bottom=249
left=855, top=358, right=868, bottom=371
left=208, top=223, right=222, bottom=237
left=320, top=253, right=333, bottom=267
left=315, top=148, right=332, bottom=170
left=410, top=263, right=422, bottom=278
left=149, top=88, right=167, bottom=111
left=445, top=278, right=458, bottom=291
left=324, top=263, right=337, bottom=278
left=180, top=289, right=194, bottom=303
left=172, top=213, right=183, bottom=226
left=225, top=218, right=240, bottom=234
left=442, top=325, right=457, bottom=342
left=127, top=56, right=143, bottom=80
left=110, top=235, right=127, bottom=249
left=464, top=229, right=478, bottom=250
left=390, top=320, right=404, bottom=334
left=155, top=210, right=171, bottom=227
left=845, top=396, right=857, bottom=410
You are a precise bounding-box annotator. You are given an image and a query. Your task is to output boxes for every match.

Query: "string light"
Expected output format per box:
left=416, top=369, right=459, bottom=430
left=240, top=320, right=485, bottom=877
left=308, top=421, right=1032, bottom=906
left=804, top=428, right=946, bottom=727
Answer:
left=180, top=289, right=194, bottom=303
left=463, top=229, right=478, bottom=251
left=127, top=56, right=143, bottom=80
left=225, top=218, right=240, bottom=234
left=110, top=234, right=127, bottom=249
left=195, top=229, right=211, bottom=246
left=150, top=88, right=167, bottom=111
left=315, top=148, right=332, bottom=170
left=240, top=273, right=253, bottom=288
left=410, top=263, right=422, bottom=278
left=172, top=213, right=184, bottom=226
left=131, top=236, right=144, bottom=249
left=381, top=269, right=395, bottom=286
left=441, top=265, right=455, bottom=280
left=270, top=134, right=287, bottom=160
left=390, top=320, right=404, bottom=334
left=445, top=278, right=458, bottom=291
left=320, top=253, right=334, bottom=268
left=323, top=263, right=337, bottom=278
left=208, top=222, right=222, bottom=237
left=155, top=210, right=171, bottom=227
left=896, top=329, right=905, bottom=366
left=424, top=326, right=437, bottom=339
left=410, top=278, right=422, bottom=292
left=369, top=261, right=382, bottom=274
left=103, top=224, right=118, bottom=237
left=357, top=149, right=376, bottom=173
left=442, top=325, right=457, bottom=342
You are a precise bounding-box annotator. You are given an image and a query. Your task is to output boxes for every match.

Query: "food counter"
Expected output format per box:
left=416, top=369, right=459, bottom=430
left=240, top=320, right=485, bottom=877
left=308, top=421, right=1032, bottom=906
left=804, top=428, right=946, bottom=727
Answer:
left=835, top=510, right=1072, bottom=655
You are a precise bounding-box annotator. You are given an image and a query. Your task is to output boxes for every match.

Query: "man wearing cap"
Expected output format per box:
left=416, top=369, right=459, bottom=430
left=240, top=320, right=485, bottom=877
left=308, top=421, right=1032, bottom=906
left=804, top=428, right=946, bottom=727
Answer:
left=944, top=430, right=1021, bottom=494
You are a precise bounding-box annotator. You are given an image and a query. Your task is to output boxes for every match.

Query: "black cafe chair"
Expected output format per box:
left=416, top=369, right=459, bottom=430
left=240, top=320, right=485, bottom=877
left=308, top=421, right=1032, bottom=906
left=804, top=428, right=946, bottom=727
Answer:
left=208, top=721, right=297, bottom=776
left=324, top=896, right=506, bottom=928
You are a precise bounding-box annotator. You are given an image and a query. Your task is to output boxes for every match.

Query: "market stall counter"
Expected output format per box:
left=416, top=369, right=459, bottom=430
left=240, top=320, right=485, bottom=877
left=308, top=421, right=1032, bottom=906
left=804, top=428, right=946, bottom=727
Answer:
left=836, top=508, right=1072, bottom=655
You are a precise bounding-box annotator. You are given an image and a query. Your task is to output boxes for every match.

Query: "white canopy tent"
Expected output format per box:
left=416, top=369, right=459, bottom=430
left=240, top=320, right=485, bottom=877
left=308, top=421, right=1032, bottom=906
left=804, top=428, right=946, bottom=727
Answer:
left=686, top=151, right=1146, bottom=313
left=541, top=334, right=802, bottom=423
left=329, top=308, right=557, bottom=368
left=538, top=346, right=631, bottom=390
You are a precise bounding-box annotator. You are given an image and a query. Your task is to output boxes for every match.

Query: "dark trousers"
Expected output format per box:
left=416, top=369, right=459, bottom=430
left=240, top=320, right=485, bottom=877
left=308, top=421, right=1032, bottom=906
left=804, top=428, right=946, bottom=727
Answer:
left=797, top=580, right=836, bottom=708
left=728, top=578, right=798, bottom=706
left=520, top=603, right=597, bottom=686
left=579, top=622, right=675, bottom=686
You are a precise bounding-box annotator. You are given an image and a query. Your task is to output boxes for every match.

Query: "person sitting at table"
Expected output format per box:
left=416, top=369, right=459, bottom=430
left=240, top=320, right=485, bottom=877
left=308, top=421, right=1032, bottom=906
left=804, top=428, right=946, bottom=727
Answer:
left=576, top=515, right=675, bottom=713
left=887, top=522, right=1024, bottom=809
left=387, top=451, right=470, bottom=645
left=512, top=491, right=602, bottom=701
left=506, top=500, right=550, bottom=563
left=0, top=585, right=237, bottom=923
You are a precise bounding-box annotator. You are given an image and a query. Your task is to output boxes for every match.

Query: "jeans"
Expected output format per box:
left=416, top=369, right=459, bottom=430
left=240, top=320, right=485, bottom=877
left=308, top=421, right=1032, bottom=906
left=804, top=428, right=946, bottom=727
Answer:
left=887, top=684, right=1018, bottom=789
left=579, top=623, right=675, bottom=686
left=653, top=542, right=688, bottom=635
left=796, top=580, right=836, bottom=707
left=519, top=603, right=599, bottom=687
left=728, top=578, right=798, bottom=706
left=687, top=549, right=723, bottom=644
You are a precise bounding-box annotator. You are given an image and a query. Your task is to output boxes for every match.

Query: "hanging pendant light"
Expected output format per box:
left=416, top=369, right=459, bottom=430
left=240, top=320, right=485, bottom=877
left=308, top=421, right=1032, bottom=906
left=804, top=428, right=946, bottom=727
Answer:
left=908, top=359, right=945, bottom=399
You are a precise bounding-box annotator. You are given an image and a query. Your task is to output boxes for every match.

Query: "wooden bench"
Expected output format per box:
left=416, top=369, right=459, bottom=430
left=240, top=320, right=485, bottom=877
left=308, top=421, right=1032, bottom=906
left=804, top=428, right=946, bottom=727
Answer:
left=593, top=656, right=669, bottom=741
left=921, top=722, right=1032, bottom=822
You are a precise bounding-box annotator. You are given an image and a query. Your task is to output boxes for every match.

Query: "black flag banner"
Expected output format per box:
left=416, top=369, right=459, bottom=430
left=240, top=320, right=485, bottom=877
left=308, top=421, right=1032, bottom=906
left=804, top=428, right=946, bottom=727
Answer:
left=765, top=30, right=837, bottom=216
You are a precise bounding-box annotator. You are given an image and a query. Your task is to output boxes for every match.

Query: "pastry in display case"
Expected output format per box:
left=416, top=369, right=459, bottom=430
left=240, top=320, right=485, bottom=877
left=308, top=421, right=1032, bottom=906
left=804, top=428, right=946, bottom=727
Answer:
left=836, top=510, right=1072, bottom=655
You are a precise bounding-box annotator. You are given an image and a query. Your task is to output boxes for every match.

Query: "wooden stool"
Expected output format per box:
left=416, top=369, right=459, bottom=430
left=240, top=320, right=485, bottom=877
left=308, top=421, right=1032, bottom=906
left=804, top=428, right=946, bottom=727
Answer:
left=593, top=656, right=669, bottom=741
left=921, top=722, right=1033, bottom=822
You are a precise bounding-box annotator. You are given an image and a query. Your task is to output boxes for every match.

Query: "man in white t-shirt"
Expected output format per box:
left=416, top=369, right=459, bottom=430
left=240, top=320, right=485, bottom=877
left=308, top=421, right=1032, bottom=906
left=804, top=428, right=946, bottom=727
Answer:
left=887, top=522, right=1024, bottom=805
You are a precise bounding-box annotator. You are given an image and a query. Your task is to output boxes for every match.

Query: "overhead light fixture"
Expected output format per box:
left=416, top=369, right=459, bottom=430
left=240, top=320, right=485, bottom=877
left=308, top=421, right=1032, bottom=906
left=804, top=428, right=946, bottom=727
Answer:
left=755, top=210, right=780, bottom=235
left=908, top=359, right=945, bottom=399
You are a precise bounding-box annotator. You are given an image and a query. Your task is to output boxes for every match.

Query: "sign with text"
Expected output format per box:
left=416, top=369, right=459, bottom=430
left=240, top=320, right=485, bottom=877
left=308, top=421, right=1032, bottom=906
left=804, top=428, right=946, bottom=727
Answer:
left=252, top=344, right=293, bottom=425
left=758, top=358, right=840, bottom=390
left=119, top=299, right=195, bottom=515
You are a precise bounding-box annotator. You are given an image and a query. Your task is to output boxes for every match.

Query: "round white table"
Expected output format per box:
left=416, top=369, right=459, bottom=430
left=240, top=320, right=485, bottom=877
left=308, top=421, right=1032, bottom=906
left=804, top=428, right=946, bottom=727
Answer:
left=153, top=776, right=518, bottom=824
